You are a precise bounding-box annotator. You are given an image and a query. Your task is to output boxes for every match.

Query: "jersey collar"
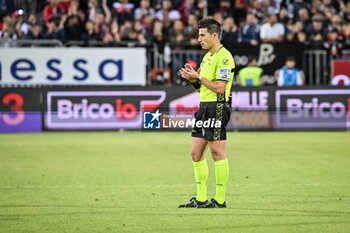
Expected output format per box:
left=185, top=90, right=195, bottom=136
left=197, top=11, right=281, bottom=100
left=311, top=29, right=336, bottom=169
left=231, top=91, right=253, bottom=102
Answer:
left=210, top=44, right=224, bottom=56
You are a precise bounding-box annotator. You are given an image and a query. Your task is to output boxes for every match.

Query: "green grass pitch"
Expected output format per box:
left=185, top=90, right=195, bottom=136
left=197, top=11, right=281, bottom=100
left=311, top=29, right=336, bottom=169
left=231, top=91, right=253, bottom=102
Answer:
left=0, top=131, right=349, bottom=233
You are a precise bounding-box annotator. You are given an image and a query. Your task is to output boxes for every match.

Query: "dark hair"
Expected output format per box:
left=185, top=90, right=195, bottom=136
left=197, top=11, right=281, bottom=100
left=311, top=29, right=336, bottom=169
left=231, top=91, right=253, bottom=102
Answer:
left=286, top=56, right=295, bottom=62
left=248, top=55, right=257, bottom=63
left=198, top=18, right=221, bottom=35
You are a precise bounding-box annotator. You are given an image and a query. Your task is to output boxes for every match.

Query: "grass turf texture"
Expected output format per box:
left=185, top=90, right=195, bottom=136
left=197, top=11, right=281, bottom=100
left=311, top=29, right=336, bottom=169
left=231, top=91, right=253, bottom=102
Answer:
left=0, top=132, right=349, bottom=233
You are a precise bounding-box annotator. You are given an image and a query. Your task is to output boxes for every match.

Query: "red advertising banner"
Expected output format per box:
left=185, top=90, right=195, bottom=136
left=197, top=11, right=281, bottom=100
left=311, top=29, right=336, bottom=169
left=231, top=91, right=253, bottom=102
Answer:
left=331, top=60, right=350, bottom=86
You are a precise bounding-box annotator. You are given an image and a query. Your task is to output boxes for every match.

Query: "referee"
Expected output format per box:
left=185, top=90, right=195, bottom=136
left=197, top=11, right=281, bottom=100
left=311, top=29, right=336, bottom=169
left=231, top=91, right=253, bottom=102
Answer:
left=179, top=18, right=235, bottom=208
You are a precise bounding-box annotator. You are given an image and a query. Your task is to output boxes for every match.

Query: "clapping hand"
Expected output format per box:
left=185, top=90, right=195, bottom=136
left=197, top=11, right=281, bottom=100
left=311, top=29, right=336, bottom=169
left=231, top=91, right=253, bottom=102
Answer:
left=179, top=63, right=199, bottom=81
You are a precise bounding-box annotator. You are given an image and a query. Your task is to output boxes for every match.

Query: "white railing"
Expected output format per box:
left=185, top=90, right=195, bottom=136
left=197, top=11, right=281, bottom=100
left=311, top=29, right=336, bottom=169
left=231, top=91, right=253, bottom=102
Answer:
left=303, top=50, right=329, bottom=85
left=0, top=39, right=63, bottom=47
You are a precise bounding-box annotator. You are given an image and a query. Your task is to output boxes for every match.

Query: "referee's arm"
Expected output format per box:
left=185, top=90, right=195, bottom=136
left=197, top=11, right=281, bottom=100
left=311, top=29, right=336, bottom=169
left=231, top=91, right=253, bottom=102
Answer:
left=198, top=78, right=226, bottom=94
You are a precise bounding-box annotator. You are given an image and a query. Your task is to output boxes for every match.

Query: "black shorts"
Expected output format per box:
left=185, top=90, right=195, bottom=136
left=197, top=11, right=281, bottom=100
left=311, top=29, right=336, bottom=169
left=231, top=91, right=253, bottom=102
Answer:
left=191, top=102, right=231, bottom=141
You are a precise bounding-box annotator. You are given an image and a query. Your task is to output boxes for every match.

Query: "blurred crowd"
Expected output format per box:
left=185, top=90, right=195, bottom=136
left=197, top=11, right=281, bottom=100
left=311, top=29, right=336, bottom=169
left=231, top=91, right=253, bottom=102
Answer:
left=0, top=0, right=350, bottom=53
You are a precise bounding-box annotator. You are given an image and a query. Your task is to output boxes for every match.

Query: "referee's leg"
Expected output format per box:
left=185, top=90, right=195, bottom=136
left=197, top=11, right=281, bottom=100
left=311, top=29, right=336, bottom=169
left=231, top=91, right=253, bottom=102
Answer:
left=209, top=140, right=229, bottom=205
left=191, top=137, right=208, bottom=202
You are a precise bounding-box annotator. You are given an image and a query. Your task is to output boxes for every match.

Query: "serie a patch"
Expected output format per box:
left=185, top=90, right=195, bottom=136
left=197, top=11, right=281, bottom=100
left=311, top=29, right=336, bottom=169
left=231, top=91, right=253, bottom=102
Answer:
left=219, top=68, right=231, bottom=79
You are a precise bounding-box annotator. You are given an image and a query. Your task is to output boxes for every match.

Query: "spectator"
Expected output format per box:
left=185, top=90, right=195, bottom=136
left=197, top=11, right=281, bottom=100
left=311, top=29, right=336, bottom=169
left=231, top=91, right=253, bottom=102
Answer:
left=213, top=11, right=223, bottom=25
left=320, top=0, right=338, bottom=14
left=297, top=7, right=311, bottom=30
left=260, top=13, right=285, bottom=43
left=134, top=0, right=155, bottom=21
left=255, top=0, right=270, bottom=20
left=218, top=0, right=233, bottom=19
left=112, top=0, right=134, bottom=25
left=178, top=0, right=199, bottom=24
left=233, top=0, right=249, bottom=24
left=322, top=5, right=335, bottom=24
left=186, top=13, right=198, bottom=45
left=266, top=0, right=283, bottom=15
left=329, top=14, right=343, bottom=32
left=239, top=13, right=260, bottom=45
left=296, top=30, right=307, bottom=44
left=341, top=21, right=350, bottom=44
left=0, top=15, right=6, bottom=33
left=0, top=0, right=349, bottom=53
left=196, top=0, right=207, bottom=20
left=310, top=0, right=322, bottom=15
left=13, top=9, right=30, bottom=39
left=306, top=14, right=328, bottom=45
left=276, top=56, right=304, bottom=86
left=324, top=29, right=345, bottom=58
left=286, top=21, right=307, bottom=43
left=119, top=19, right=133, bottom=40
left=169, top=19, right=189, bottom=46
left=278, top=7, right=290, bottom=24
left=89, top=0, right=111, bottom=41
left=152, top=19, right=168, bottom=52
left=43, top=17, right=65, bottom=40
left=238, top=56, right=264, bottom=87
left=89, top=0, right=111, bottom=25
left=279, top=7, right=292, bottom=40
left=221, top=16, right=239, bottom=44
left=152, top=0, right=161, bottom=12
left=109, top=19, right=122, bottom=43
left=155, top=0, right=181, bottom=27
left=82, top=19, right=100, bottom=42
left=95, top=9, right=109, bottom=39
left=141, top=13, right=154, bottom=42
left=133, top=20, right=147, bottom=45
left=247, top=0, right=265, bottom=21
left=43, top=0, right=71, bottom=22
left=102, top=23, right=115, bottom=44
left=287, top=0, right=311, bottom=19
left=68, top=0, right=85, bottom=21
left=118, top=20, right=147, bottom=45
left=64, top=14, right=84, bottom=41
left=27, top=13, right=39, bottom=26
left=24, top=23, right=44, bottom=39
left=0, top=14, right=16, bottom=39
left=42, top=0, right=58, bottom=22
left=340, top=1, right=350, bottom=22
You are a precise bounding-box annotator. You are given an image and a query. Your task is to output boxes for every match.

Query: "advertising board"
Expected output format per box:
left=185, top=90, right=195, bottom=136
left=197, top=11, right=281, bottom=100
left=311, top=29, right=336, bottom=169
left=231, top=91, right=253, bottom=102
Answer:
left=0, top=48, right=146, bottom=86
left=0, top=89, right=42, bottom=132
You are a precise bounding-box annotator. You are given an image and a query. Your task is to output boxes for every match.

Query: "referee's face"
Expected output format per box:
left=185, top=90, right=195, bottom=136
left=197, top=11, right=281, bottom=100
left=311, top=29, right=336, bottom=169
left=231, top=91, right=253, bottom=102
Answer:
left=198, top=28, right=216, bottom=50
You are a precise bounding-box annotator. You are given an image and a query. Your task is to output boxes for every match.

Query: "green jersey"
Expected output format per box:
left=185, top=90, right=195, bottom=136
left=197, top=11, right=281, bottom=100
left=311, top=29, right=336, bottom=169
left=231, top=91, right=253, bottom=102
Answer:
left=199, top=45, right=235, bottom=102
left=238, top=66, right=263, bottom=87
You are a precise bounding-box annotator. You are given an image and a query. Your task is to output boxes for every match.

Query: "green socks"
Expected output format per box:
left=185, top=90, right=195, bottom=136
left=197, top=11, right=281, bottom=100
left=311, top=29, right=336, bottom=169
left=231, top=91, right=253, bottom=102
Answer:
left=193, top=159, right=229, bottom=204
left=193, top=160, right=208, bottom=202
left=214, top=159, right=229, bottom=204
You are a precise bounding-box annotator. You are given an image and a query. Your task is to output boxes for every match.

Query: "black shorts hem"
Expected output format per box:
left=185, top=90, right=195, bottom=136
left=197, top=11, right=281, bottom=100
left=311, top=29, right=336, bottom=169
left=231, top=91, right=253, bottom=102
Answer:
left=191, top=102, right=231, bottom=141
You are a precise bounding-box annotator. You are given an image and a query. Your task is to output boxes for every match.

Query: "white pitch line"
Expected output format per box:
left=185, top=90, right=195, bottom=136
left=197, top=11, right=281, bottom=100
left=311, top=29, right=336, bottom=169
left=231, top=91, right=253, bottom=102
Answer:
left=0, top=183, right=349, bottom=189
left=0, top=184, right=193, bottom=189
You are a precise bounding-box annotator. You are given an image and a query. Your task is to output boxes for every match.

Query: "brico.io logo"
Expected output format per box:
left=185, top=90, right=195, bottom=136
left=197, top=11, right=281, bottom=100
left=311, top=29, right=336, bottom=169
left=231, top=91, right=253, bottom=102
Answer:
left=276, top=90, right=350, bottom=129
left=286, top=98, right=348, bottom=119
left=46, top=91, right=166, bottom=129
left=57, top=98, right=137, bottom=120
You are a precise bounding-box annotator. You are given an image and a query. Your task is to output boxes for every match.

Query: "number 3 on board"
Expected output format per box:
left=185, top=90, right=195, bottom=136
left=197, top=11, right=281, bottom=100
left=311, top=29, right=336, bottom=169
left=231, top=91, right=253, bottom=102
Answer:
left=1, top=93, right=25, bottom=125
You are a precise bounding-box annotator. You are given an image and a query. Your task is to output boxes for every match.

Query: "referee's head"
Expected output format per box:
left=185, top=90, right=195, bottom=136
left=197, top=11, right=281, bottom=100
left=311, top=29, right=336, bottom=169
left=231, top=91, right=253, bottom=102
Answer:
left=197, top=18, right=222, bottom=50
left=198, top=18, right=221, bottom=36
